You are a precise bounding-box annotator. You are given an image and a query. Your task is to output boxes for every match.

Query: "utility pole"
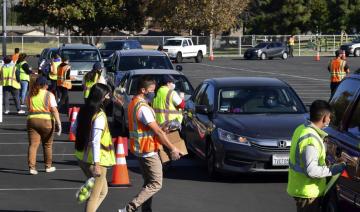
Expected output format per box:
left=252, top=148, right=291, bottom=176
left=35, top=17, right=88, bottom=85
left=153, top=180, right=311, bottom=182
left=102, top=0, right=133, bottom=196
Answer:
left=2, top=0, right=7, bottom=57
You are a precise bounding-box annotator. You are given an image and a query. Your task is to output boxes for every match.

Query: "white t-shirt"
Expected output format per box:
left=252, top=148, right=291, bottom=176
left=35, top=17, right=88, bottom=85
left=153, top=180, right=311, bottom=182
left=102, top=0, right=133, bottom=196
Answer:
left=171, top=91, right=182, bottom=106
left=49, top=93, right=57, bottom=108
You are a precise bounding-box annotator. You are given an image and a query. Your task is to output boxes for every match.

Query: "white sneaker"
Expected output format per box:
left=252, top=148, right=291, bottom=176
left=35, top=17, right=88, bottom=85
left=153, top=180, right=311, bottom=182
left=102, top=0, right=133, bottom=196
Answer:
left=29, top=169, right=38, bottom=175
left=45, top=167, right=56, bottom=173
left=18, top=110, right=26, bottom=114
left=4, top=110, right=10, bottom=114
left=118, top=208, right=126, bottom=212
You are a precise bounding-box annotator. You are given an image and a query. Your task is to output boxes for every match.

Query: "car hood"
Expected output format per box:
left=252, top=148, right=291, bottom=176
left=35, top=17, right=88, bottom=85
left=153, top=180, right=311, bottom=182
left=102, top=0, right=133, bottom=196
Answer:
left=100, top=50, right=115, bottom=58
left=70, top=62, right=96, bottom=72
left=213, top=113, right=307, bottom=139
left=163, top=46, right=181, bottom=51
left=245, top=47, right=261, bottom=52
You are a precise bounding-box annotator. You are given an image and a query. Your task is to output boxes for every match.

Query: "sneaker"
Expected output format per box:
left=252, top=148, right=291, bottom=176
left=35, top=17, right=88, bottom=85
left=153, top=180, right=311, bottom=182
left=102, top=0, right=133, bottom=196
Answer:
left=45, top=167, right=56, bottom=173
left=118, top=208, right=127, bottom=212
left=29, top=169, right=38, bottom=175
left=17, top=110, right=26, bottom=114
left=4, top=110, right=10, bottom=114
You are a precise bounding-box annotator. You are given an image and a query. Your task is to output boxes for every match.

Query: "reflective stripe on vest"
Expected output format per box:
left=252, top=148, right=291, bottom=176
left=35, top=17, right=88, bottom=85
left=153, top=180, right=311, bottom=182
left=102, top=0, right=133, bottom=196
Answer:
left=128, top=97, right=160, bottom=156
left=49, top=61, right=61, bottom=80
left=28, top=90, right=52, bottom=120
left=84, top=73, right=99, bottom=99
left=287, top=124, right=327, bottom=198
left=152, top=86, right=183, bottom=125
left=1, top=65, right=20, bottom=89
left=75, top=111, right=116, bottom=167
left=17, top=61, right=30, bottom=81
left=57, top=65, right=71, bottom=87
left=330, top=59, right=347, bottom=83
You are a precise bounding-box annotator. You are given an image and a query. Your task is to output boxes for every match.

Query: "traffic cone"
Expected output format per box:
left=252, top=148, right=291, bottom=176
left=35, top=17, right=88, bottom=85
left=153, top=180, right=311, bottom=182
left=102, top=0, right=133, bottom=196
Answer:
left=209, top=51, right=214, bottom=61
left=109, top=137, right=131, bottom=187
left=315, top=51, right=320, bottom=61
left=68, top=107, right=80, bottom=142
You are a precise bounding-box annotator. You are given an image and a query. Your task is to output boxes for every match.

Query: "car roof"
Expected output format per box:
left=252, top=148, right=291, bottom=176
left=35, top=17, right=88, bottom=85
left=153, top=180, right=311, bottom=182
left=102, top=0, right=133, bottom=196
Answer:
left=128, top=69, right=183, bottom=76
left=348, top=73, right=360, bottom=80
left=166, top=37, right=187, bottom=40
left=116, top=49, right=165, bottom=56
left=59, top=43, right=97, bottom=50
left=105, top=40, right=139, bottom=43
left=204, top=77, right=287, bottom=88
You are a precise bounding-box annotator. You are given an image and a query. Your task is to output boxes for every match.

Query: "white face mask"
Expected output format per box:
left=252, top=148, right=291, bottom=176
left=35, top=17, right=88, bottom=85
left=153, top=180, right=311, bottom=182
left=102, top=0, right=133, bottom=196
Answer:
left=170, top=83, right=176, bottom=90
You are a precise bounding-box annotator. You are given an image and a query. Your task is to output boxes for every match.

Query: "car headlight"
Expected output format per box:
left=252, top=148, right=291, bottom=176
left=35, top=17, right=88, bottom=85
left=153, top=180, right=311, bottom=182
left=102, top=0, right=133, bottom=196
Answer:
left=217, top=128, right=250, bottom=146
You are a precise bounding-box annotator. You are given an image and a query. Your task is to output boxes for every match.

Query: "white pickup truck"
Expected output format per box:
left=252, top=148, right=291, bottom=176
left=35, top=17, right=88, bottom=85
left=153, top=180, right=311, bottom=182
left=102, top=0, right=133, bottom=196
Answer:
left=163, top=37, right=207, bottom=63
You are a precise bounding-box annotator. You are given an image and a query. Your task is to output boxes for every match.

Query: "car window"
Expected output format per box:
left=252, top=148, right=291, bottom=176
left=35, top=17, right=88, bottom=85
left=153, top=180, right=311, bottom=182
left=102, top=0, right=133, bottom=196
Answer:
left=118, top=56, right=173, bottom=71
left=194, top=84, right=208, bottom=105
left=275, top=43, right=283, bottom=48
left=347, top=98, right=360, bottom=139
left=100, top=42, right=124, bottom=50
left=129, top=41, right=142, bottom=49
left=201, top=84, right=214, bottom=109
left=330, top=78, right=360, bottom=129
left=120, top=73, right=129, bottom=88
left=188, top=39, right=193, bottom=46
left=164, top=40, right=182, bottom=46
left=41, top=49, right=49, bottom=58
left=269, top=43, right=276, bottom=48
left=183, top=40, right=189, bottom=47
left=254, top=43, right=268, bottom=48
left=218, top=86, right=305, bottom=114
left=61, top=49, right=100, bottom=62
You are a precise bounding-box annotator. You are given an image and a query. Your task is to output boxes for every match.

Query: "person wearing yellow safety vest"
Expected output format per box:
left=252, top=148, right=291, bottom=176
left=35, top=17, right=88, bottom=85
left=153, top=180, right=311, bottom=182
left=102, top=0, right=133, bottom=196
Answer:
left=16, top=53, right=33, bottom=107
left=118, top=76, right=182, bottom=212
left=27, top=76, right=61, bottom=175
left=48, top=54, right=62, bottom=97
left=0, top=56, right=25, bottom=114
left=287, top=100, right=346, bottom=212
left=152, top=74, right=185, bottom=129
left=57, top=55, right=73, bottom=113
left=72, top=83, right=115, bottom=212
left=328, top=50, right=350, bottom=97
left=83, top=62, right=104, bottom=100
left=288, top=35, right=295, bottom=58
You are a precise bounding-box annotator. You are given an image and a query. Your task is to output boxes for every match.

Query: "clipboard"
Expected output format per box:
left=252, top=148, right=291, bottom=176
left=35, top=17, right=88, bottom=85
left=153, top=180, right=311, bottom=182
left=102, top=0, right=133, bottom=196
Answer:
left=323, top=173, right=341, bottom=195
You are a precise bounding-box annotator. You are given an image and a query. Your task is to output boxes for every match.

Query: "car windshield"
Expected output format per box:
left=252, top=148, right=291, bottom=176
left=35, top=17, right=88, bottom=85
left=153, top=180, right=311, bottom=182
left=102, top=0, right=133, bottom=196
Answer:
left=254, top=43, right=268, bottom=48
left=62, top=49, right=100, bottom=62
left=118, top=56, right=173, bottom=71
left=100, top=42, right=124, bottom=50
left=352, top=39, right=360, bottom=43
left=128, top=74, right=193, bottom=96
left=48, top=49, right=59, bottom=59
left=164, top=40, right=182, bottom=46
left=218, top=86, right=305, bottom=114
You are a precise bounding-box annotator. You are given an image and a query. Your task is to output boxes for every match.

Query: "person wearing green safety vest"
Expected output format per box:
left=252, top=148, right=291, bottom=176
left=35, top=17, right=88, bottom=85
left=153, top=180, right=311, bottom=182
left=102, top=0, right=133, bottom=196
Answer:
left=287, top=100, right=346, bottom=212
left=152, top=75, right=185, bottom=129
left=83, top=62, right=103, bottom=100
left=72, top=83, right=115, bottom=212
left=16, top=53, right=33, bottom=107
left=48, top=54, right=61, bottom=98
left=0, top=56, right=25, bottom=114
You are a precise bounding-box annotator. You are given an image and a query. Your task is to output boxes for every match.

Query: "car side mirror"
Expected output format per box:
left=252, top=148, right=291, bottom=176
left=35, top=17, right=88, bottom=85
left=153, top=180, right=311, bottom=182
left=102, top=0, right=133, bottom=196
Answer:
left=195, top=105, right=211, bottom=114
left=176, top=65, right=183, bottom=72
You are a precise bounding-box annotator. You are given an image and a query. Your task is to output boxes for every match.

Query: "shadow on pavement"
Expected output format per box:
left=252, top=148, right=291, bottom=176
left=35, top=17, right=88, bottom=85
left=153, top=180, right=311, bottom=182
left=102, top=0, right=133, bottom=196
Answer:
left=51, top=179, right=84, bottom=184
left=0, top=210, right=43, bottom=212
left=51, top=160, right=78, bottom=166
left=0, top=168, right=30, bottom=176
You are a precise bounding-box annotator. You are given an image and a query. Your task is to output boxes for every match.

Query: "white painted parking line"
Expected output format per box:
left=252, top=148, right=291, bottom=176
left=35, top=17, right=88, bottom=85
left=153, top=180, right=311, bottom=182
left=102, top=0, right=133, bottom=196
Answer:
left=0, top=123, right=27, bottom=126
left=0, top=187, right=127, bottom=191
left=198, top=63, right=328, bottom=82
left=0, top=153, right=74, bottom=156
left=0, top=132, right=27, bottom=135
left=0, top=141, right=72, bottom=145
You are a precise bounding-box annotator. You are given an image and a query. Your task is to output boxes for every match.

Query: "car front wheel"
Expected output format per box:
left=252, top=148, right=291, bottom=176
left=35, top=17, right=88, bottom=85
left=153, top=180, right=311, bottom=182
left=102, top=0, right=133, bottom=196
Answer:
left=354, top=48, right=360, bottom=57
left=206, top=141, right=220, bottom=179
left=176, top=52, right=183, bottom=63
left=195, top=51, right=203, bottom=63
left=282, top=52, right=288, bottom=60
left=260, top=53, right=267, bottom=60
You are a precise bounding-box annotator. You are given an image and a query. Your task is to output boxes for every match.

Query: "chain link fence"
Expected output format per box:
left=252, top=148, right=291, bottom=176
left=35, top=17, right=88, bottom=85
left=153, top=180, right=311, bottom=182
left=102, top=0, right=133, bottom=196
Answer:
left=0, top=35, right=358, bottom=56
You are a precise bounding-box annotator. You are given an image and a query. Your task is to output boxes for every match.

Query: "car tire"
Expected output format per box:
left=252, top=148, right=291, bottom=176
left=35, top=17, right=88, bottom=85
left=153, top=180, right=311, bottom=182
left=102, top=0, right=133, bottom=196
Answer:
left=282, top=52, right=288, bottom=60
left=195, top=51, right=203, bottom=63
left=323, top=189, right=339, bottom=212
left=260, top=53, right=267, bottom=60
left=206, top=141, right=220, bottom=179
left=268, top=57, right=273, bottom=60
left=354, top=48, right=360, bottom=57
left=176, top=52, right=183, bottom=63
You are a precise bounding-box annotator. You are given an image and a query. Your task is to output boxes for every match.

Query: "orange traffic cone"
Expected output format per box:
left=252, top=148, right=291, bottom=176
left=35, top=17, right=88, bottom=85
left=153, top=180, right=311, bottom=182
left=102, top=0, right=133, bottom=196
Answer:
left=109, top=137, right=131, bottom=187
left=209, top=51, right=214, bottom=61
left=68, top=107, right=80, bottom=142
left=315, top=51, right=320, bottom=61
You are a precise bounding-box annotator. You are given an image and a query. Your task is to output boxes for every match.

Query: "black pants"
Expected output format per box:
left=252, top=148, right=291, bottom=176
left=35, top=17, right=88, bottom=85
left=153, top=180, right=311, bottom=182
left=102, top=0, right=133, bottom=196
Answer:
left=3, top=86, right=21, bottom=111
left=289, top=45, right=294, bottom=57
left=330, top=82, right=340, bottom=98
left=57, top=86, right=69, bottom=114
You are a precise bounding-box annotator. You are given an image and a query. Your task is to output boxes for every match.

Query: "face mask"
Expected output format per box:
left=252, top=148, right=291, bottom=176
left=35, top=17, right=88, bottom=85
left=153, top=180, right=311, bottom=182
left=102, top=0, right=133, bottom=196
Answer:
left=170, top=83, right=176, bottom=90
left=266, top=98, right=277, bottom=107
left=145, top=92, right=155, bottom=103
left=323, top=122, right=329, bottom=129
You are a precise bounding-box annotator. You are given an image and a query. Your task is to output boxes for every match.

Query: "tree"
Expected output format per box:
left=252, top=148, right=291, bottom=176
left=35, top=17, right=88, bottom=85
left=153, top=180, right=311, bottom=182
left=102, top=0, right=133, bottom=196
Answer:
left=307, top=0, right=329, bottom=34
left=327, top=0, right=351, bottom=34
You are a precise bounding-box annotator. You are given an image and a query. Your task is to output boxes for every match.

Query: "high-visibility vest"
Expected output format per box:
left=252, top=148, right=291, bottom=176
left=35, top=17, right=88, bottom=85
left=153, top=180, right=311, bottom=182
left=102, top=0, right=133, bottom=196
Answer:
left=28, top=89, right=53, bottom=120
left=152, top=86, right=183, bottom=125
left=1, top=65, right=20, bottom=89
left=57, top=64, right=72, bottom=89
left=75, top=110, right=116, bottom=167
left=128, top=96, right=161, bottom=156
left=289, top=37, right=295, bottom=46
left=17, top=61, right=30, bottom=82
left=12, top=53, right=19, bottom=63
left=329, top=58, right=347, bottom=83
left=287, top=123, right=327, bottom=198
left=49, top=61, right=61, bottom=80
left=83, top=73, right=99, bottom=99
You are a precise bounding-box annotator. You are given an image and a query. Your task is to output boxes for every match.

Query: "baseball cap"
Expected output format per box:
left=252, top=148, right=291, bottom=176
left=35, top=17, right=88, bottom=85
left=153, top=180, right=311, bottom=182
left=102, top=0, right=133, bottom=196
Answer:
left=61, top=55, right=70, bottom=62
left=93, top=62, right=102, bottom=71
left=35, top=76, right=48, bottom=86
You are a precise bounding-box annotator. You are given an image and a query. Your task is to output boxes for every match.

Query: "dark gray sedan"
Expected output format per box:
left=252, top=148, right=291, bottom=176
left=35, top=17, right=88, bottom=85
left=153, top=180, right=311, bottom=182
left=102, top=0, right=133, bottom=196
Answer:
left=182, top=77, right=308, bottom=177
left=244, top=42, right=289, bottom=60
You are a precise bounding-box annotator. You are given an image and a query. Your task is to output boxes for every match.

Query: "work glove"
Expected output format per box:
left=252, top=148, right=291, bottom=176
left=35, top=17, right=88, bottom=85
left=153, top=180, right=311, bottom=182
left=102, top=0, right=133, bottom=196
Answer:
left=56, top=123, right=62, bottom=136
left=330, top=162, right=346, bottom=175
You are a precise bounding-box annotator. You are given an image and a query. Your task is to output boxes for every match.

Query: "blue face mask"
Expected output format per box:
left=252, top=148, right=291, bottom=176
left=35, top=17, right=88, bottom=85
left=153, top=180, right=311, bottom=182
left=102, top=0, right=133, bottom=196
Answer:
left=145, top=92, right=155, bottom=103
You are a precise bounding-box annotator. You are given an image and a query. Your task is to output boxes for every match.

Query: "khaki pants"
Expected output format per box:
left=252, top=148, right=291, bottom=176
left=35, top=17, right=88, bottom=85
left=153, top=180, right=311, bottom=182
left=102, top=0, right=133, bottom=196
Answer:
left=78, top=160, right=108, bottom=212
left=294, top=197, right=321, bottom=212
left=127, top=154, right=163, bottom=212
left=27, top=118, right=54, bottom=169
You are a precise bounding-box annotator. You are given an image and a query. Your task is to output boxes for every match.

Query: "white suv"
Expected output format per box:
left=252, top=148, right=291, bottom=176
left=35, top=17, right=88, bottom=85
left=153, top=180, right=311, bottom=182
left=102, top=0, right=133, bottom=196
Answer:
left=339, top=38, right=360, bottom=57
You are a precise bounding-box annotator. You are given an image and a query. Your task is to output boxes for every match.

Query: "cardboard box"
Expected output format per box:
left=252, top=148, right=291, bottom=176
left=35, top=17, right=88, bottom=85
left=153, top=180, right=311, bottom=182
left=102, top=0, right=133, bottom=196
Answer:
left=158, top=131, right=188, bottom=163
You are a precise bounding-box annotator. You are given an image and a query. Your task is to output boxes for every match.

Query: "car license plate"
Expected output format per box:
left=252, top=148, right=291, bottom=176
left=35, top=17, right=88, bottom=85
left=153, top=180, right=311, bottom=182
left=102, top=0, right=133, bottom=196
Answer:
left=70, top=70, right=78, bottom=76
left=272, top=154, right=289, bottom=166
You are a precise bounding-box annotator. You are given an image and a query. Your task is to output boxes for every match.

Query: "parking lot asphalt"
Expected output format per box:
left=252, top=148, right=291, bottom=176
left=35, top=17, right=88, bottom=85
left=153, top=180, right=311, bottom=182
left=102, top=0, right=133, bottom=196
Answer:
left=1, top=56, right=360, bottom=212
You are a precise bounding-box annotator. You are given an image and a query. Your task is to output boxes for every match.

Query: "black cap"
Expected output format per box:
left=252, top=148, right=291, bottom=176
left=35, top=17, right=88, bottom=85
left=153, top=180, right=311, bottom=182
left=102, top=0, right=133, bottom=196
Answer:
left=35, top=76, right=48, bottom=86
left=93, top=62, right=102, bottom=71
left=61, top=55, right=70, bottom=62
left=162, top=75, right=176, bottom=84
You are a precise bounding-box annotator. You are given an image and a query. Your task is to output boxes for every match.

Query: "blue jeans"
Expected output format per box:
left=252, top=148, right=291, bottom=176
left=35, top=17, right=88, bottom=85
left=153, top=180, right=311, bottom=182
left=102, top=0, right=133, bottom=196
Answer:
left=20, top=80, right=29, bottom=105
